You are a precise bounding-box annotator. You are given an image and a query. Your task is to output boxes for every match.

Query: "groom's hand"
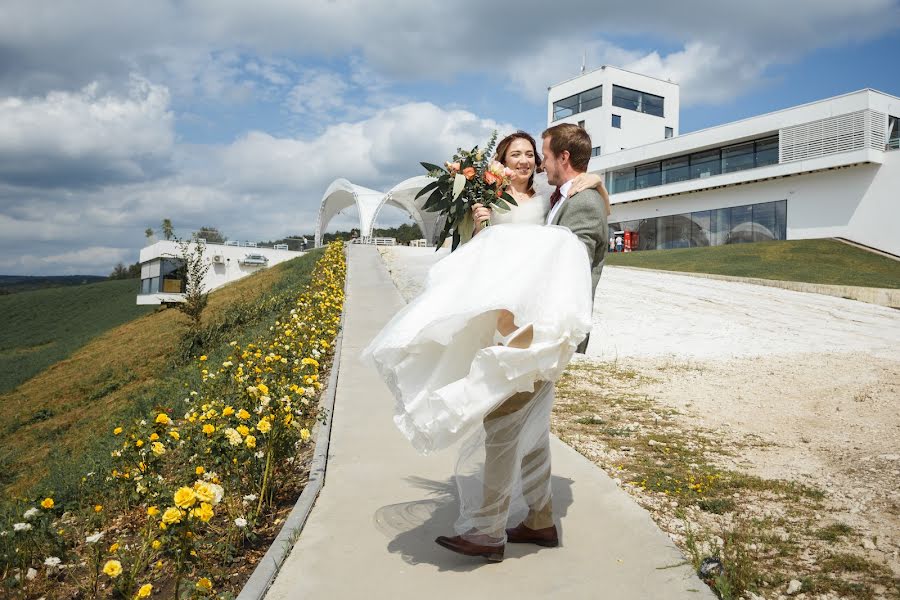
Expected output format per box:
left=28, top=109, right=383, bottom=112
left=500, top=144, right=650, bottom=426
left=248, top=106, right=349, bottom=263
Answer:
left=472, top=203, right=491, bottom=232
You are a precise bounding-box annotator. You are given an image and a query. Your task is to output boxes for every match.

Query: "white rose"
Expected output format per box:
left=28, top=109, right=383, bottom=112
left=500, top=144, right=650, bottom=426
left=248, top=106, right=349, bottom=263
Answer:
left=13, top=523, right=32, bottom=532
left=234, top=517, right=248, bottom=528
left=85, top=532, right=104, bottom=544
left=23, top=507, right=40, bottom=520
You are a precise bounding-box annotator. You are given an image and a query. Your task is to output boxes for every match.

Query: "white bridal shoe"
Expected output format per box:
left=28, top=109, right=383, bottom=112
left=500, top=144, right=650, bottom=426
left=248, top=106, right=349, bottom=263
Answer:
left=493, top=322, right=534, bottom=349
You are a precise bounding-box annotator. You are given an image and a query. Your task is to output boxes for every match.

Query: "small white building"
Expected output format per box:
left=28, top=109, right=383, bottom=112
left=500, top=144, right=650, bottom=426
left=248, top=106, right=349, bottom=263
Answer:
left=547, top=68, right=900, bottom=256
left=137, top=240, right=303, bottom=305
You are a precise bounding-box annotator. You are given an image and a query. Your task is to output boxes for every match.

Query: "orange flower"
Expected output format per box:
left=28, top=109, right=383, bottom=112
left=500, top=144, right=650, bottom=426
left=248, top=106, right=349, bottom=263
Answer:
left=484, top=171, right=499, bottom=186
left=462, top=166, right=476, bottom=180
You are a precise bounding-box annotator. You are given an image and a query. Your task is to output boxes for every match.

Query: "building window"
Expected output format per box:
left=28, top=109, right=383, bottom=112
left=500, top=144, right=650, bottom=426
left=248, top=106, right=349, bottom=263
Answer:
left=888, top=116, right=899, bottom=150
left=552, top=85, right=602, bottom=121
left=591, top=146, right=602, bottom=157
left=578, top=120, right=585, bottom=129
left=665, top=127, right=674, bottom=139
left=612, top=114, right=622, bottom=128
left=608, top=134, right=780, bottom=194
left=612, top=84, right=664, bottom=117
left=609, top=199, right=787, bottom=251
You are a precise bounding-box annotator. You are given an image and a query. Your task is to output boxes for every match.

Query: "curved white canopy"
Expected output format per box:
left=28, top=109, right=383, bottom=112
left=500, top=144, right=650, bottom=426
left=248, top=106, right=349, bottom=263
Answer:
left=315, top=176, right=440, bottom=247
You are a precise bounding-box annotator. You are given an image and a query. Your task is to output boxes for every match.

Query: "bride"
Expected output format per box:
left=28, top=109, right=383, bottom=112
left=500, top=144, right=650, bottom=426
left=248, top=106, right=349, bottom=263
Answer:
left=363, top=130, right=608, bottom=562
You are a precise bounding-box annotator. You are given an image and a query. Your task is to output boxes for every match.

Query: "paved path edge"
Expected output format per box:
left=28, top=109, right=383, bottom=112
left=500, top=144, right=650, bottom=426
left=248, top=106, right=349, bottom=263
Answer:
left=236, top=247, right=349, bottom=600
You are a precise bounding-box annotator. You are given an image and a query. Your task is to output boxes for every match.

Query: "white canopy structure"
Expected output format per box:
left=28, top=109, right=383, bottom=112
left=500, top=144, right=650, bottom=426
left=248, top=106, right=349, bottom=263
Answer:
left=315, top=176, right=440, bottom=247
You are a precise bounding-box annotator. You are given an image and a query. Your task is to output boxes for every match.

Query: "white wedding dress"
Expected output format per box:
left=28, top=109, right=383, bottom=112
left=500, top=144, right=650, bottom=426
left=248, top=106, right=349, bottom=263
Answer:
left=363, top=183, right=593, bottom=541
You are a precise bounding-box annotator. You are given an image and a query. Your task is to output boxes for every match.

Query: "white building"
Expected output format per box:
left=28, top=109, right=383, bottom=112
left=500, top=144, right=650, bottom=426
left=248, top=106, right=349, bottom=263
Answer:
left=137, top=240, right=303, bottom=305
left=547, top=68, right=900, bottom=256
left=549, top=65, right=680, bottom=158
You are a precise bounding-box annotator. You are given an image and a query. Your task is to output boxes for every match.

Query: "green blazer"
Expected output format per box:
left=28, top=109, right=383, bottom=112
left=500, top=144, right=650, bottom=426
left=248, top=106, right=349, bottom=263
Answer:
left=550, top=187, right=607, bottom=353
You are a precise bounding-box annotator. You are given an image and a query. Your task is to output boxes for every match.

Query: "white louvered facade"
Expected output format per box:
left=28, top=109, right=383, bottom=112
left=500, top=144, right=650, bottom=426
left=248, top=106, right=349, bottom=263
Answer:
left=780, top=109, right=887, bottom=162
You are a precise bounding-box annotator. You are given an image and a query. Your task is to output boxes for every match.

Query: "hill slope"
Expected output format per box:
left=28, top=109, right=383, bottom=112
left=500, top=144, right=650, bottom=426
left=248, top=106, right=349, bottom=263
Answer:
left=606, top=239, right=900, bottom=288
left=0, top=279, right=154, bottom=393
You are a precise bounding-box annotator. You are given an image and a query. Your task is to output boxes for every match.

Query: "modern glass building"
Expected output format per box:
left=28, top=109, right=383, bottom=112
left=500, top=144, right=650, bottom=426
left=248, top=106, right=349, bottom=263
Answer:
left=546, top=69, right=899, bottom=257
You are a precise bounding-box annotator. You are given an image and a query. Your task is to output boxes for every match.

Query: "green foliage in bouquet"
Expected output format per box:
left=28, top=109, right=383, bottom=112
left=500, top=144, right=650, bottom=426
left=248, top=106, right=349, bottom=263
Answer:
left=416, top=131, right=518, bottom=249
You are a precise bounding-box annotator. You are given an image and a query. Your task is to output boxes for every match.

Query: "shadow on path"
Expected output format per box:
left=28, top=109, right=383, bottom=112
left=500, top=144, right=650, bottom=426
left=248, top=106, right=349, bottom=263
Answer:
left=374, top=475, right=575, bottom=571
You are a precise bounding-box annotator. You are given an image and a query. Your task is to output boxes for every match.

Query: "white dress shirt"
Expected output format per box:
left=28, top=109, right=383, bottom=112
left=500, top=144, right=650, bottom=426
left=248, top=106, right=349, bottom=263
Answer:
left=545, top=179, right=575, bottom=225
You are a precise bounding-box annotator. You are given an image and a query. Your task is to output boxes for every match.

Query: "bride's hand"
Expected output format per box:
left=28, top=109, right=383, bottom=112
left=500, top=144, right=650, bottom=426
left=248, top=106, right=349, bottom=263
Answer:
left=472, top=203, right=491, bottom=233
left=568, top=172, right=604, bottom=195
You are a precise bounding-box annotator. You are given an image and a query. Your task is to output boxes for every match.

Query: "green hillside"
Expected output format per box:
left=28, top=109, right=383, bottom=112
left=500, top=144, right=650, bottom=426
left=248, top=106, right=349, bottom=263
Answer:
left=0, top=278, right=153, bottom=393
left=606, top=239, right=900, bottom=289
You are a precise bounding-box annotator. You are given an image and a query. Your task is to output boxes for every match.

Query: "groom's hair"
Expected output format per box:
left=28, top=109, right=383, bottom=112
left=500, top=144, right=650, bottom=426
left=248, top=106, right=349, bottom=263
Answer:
left=541, top=123, right=591, bottom=172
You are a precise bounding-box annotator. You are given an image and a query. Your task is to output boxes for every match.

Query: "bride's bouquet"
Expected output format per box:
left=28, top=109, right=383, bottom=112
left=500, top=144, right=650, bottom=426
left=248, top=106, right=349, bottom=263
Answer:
left=416, top=131, right=518, bottom=249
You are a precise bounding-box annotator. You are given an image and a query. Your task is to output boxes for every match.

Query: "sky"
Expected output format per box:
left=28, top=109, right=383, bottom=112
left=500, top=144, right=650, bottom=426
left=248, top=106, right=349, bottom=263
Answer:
left=1, top=0, right=898, bottom=276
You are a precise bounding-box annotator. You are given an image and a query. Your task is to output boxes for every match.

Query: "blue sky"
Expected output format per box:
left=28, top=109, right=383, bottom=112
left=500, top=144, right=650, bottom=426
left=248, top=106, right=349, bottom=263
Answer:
left=0, top=0, right=898, bottom=275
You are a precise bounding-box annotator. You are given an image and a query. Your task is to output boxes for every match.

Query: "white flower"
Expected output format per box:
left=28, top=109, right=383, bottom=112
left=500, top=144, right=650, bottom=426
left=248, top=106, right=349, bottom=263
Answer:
left=13, top=522, right=32, bottom=532
left=25, top=567, right=37, bottom=580
left=208, top=483, right=225, bottom=505
left=23, top=507, right=40, bottom=520
left=242, top=494, right=258, bottom=505
left=140, top=419, right=147, bottom=426
left=259, top=396, right=271, bottom=407
left=234, top=517, right=247, bottom=528
left=44, top=557, right=62, bottom=567
left=85, top=531, right=104, bottom=544
left=255, top=451, right=265, bottom=459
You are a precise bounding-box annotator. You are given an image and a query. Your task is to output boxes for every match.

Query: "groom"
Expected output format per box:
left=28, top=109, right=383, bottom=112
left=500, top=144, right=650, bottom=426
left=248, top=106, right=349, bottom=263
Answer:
left=435, top=123, right=607, bottom=560
left=543, top=123, right=608, bottom=353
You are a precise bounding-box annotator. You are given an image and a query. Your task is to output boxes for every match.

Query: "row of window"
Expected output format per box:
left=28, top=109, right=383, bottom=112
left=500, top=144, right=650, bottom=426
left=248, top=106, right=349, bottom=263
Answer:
left=553, top=84, right=666, bottom=121
left=553, top=85, right=602, bottom=121
left=139, top=259, right=186, bottom=295
left=609, top=200, right=787, bottom=251
left=608, top=136, right=779, bottom=194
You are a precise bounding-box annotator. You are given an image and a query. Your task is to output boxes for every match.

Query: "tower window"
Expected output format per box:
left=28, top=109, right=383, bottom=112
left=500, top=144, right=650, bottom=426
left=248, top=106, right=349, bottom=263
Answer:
left=612, top=114, right=622, bottom=128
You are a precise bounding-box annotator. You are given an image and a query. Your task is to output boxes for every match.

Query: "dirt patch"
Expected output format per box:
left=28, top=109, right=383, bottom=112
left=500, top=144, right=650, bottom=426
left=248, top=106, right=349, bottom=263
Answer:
left=553, top=354, right=900, bottom=599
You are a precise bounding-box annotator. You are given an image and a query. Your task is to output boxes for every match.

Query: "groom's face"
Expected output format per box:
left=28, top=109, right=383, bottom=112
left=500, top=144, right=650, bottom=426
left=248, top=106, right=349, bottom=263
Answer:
left=542, top=136, right=563, bottom=186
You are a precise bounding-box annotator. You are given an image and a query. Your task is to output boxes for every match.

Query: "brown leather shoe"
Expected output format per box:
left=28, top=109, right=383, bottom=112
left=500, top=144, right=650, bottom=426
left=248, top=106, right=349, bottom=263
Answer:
left=435, top=534, right=505, bottom=562
left=505, top=522, right=559, bottom=547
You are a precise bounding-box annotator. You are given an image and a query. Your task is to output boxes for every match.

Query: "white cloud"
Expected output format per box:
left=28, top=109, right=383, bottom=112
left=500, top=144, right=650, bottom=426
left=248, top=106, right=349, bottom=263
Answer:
left=0, top=101, right=513, bottom=275
left=0, top=76, right=174, bottom=187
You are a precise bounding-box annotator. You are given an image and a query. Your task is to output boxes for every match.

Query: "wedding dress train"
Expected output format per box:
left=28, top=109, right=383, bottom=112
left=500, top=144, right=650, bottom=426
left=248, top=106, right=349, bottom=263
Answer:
left=362, top=223, right=593, bottom=540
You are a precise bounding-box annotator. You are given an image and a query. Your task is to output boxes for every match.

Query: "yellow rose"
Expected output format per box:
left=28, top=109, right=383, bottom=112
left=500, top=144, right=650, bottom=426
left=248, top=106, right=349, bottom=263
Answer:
left=173, top=487, right=197, bottom=509
left=193, top=482, right=215, bottom=504
left=41, top=497, right=54, bottom=509
left=256, top=418, right=272, bottom=434
left=149, top=432, right=159, bottom=441
left=113, top=427, right=123, bottom=435
left=196, top=577, right=213, bottom=592
left=94, top=504, right=103, bottom=513
left=161, top=507, right=183, bottom=525
left=236, top=425, right=250, bottom=437
left=109, top=542, right=119, bottom=553
left=300, top=428, right=311, bottom=442
left=245, top=435, right=256, bottom=449
left=137, top=583, right=153, bottom=598
left=199, top=355, right=207, bottom=361
left=147, top=506, right=159, bottom=517
left=222, top=406, right=234, bottom=416
left=151, top=539, right=161, bottom=550
left=135, top=439, right=144, bottom=448
left=191, top=502, right=214, bottom=523
left=195, top=466, right=205, bottom=475
left=103, top=559, right=122, bottom=578
left=257, top=383, right=269, bottom=395
left=151, top=442, right=166, bottom=456
left=202, top=424, right=215, bottom=435
left=155, top=413, right=171, bottom=425
left=169, top=430, right=180, bottom=441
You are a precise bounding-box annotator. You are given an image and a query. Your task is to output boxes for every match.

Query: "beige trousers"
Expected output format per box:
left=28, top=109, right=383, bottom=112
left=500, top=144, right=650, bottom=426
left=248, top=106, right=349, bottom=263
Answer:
left=474, top=382, right=554, bottom=539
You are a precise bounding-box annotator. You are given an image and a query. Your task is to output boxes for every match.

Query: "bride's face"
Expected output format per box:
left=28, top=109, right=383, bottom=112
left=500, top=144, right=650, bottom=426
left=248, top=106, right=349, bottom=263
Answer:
left=503, top=138, right=536, bottom=184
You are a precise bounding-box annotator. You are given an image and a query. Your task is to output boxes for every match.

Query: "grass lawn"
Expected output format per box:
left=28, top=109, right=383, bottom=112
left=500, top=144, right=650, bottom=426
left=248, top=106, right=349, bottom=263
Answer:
left=0, top=251, right=320, bottom=496
left=606, top=239, right=900, bottom=289
left=0, top=279, right=154, bottom=394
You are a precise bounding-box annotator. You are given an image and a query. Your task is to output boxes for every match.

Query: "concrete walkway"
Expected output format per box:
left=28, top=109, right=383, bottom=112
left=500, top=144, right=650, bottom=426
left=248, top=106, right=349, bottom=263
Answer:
left=266, top=245, right=714, bottom=599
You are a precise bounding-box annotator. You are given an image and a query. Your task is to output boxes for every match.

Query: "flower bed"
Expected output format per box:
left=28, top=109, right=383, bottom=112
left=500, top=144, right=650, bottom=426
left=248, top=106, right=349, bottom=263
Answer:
left=1, top=242, right=346, bottom=599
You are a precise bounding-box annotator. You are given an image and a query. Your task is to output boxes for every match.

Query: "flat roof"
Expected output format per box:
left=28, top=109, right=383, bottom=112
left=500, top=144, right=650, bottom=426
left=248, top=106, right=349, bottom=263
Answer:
left=591, top=88, right=899, bottom=169
left=549, top=64, right=679, bottom=90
